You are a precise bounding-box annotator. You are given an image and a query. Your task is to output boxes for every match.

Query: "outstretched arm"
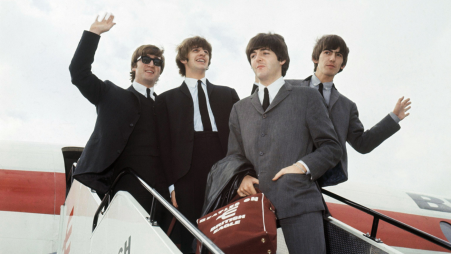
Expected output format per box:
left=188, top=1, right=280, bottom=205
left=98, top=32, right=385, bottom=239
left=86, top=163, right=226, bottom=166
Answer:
left=347, top=96, right=411, bottom=154
left=69, top=14, right=116, bottom=105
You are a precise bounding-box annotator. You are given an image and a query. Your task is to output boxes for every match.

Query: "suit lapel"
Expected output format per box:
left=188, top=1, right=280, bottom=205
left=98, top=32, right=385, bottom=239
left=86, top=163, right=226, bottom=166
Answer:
left=127, top=85, right=142, bottom=107
left=206, top=80, right=219, bottom=119
left=206, top=79, right=214, bottom=97
left=301, top=75, right=312, bottom=87
left=329, top=85, right=340, bottom=110
left=265, top=82, right=292, bottom=112
left=179, top=82, right=193, bottom=100
left=250, top=89, right=265, bottom=115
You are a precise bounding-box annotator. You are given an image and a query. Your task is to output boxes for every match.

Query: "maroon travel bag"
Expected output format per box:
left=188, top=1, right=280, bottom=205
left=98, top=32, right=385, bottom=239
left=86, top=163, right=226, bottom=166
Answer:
left=196, top=192, right=277, bottom=254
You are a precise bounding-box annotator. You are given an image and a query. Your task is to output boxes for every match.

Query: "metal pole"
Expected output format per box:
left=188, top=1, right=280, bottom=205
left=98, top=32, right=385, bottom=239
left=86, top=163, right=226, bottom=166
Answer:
left=370, top=216, right=379, bottom=239
left=149, top=196, right=158, bottom=226
left=136, top=177, right=224, bottom=254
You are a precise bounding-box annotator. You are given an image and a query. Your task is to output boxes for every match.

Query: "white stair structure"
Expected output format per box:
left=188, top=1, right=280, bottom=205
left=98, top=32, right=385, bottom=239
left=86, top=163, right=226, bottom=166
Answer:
left=57, top=176, right=409, bottom=254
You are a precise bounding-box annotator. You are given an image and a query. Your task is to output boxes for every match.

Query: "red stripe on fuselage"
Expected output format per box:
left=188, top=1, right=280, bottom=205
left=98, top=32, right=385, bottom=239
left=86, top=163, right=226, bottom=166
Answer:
left=328, top=202, right=451, bottom=252
left=0, top=169, right=65, bottom=215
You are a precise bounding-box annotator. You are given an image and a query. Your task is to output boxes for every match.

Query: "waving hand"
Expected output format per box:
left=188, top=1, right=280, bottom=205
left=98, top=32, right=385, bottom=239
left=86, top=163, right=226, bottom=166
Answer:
left=89, top=14, right=116, bottom=35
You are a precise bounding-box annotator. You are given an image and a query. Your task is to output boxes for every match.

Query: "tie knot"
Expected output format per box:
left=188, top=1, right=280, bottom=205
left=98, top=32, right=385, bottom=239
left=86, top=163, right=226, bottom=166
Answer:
left=318, top=83, right=323, bottom=89
left=197, top=80, right=202, bottom=87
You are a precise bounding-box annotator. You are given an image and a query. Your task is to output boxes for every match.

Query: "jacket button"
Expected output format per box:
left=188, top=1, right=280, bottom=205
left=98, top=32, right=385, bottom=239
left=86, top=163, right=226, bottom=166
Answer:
left=259, top=152, right=264, bottom=156
left=117, top=150, right=121, bottom=154
left=130, top=123, right=134, bottom=127
left=261, top=133, right=265, bottom=137
left=262, top=114, right=267, bottom=119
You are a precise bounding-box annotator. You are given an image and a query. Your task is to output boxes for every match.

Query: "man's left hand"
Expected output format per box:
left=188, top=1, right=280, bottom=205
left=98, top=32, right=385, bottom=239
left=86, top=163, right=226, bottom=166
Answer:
left=272, top=162, right=306, bottom=181
left=393, top=96, right=411, bottom=120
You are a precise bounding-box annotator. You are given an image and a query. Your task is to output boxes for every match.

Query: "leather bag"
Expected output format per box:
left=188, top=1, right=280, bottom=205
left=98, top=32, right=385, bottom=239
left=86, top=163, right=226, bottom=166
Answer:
left=196, top=192, right=277, bottom=254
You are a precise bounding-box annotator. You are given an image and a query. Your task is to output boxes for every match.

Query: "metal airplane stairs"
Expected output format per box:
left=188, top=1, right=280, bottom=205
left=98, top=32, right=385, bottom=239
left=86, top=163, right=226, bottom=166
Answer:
left=56, top=170, right=451, bottom=254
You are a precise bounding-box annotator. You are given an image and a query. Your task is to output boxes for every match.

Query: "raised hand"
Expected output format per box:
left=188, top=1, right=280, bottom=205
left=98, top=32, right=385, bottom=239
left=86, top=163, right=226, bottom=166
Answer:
left=89, top=14, right=116, bottom=35
left=393, top=96, right=412, bottom=120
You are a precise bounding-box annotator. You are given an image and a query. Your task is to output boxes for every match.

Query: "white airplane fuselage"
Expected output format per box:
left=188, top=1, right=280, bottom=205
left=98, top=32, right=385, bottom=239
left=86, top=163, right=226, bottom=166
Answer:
left=0, top=140, right=450, bottom=253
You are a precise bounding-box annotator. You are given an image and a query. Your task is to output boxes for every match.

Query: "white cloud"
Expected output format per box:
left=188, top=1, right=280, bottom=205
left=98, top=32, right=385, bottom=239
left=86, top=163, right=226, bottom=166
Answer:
left=1, top=0, right=451, bottom=196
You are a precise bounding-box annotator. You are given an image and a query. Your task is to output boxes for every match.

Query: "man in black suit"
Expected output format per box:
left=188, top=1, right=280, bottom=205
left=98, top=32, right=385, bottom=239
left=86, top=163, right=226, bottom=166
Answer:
left=155, top=36, right=239, bottom=253
left=69, top=15, right=169, bottom=224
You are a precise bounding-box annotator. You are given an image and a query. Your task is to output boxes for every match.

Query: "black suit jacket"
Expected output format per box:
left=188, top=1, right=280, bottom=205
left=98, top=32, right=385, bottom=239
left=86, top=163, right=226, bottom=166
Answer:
left=69, top=31, right=166, bottom=194
left=155, top=81, right=239, bottom=185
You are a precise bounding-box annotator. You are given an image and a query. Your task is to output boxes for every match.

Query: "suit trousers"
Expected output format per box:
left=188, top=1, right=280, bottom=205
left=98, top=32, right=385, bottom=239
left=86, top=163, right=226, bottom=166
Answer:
left=173, top=132, right=224, bottom=253
left=279, top=211, right=326, bottom=254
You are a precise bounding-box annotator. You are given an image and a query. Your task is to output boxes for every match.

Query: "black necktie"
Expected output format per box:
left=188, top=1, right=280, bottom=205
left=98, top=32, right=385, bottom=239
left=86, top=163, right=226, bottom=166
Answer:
left=198, top=80, right=212, bottom=132
left=262, top=87, right=270, bottom=111
left=146, top=88, right=151, bottom=100
left=318, top=83, right=324, bottom=98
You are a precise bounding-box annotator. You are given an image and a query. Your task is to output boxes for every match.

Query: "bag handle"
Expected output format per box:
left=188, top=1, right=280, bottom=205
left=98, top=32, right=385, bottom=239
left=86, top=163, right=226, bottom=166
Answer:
left=229, top=186, right=262, bottom=204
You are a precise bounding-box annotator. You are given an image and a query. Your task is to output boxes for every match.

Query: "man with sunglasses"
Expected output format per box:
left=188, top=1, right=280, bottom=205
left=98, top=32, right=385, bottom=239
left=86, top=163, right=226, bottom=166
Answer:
left=69, top=14, right=169, bottom=229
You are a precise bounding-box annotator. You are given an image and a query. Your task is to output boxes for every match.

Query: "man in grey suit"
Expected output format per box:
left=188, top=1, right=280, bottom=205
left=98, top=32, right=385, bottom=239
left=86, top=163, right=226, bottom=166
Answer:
left=228, top=33, right=342, bottom=253
left=286, top=35, right=412, bottom=187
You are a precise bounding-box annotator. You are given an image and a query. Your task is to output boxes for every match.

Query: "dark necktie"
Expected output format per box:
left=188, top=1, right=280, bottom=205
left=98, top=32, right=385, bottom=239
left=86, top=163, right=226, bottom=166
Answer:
left=146, top=88, right=151, bottom=100
left=198, top=80, right=212, bottom=132
left=262, top=87, right=270, bottom=111
left=318, top=83, right=324, bottom=98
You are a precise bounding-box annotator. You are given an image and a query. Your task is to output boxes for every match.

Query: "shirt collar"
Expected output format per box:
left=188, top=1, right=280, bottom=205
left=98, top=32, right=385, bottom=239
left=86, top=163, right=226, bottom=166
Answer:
left=311, top=73, right=334, bottom=90
left=257, top=76, right=285, bottom=96
left=132, top=81, right=154, bottom=98
left=185, top=77, right=207, bottom=88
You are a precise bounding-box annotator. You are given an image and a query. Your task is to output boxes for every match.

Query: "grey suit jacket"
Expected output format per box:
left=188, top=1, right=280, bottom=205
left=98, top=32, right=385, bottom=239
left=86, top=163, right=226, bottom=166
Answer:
left=227, top=81, right=342, bottom=219
left=286, top=76, right=401, bottom=186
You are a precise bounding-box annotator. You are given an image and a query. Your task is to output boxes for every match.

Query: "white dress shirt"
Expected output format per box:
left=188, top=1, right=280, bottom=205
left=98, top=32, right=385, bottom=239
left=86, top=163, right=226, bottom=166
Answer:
left=184, top=77, right=218, bottom=132
left=132, top=81, right=155, bottom=100
left=309, top=74, right=333, bottom=106
left=257, top=76, right=285, bottom=106
left=256, top=76, right=311, bottom=175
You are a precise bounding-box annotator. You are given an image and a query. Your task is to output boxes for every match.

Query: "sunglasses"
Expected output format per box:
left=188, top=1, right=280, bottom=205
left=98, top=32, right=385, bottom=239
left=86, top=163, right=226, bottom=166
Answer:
left=136, top=56, right=163, bottom=67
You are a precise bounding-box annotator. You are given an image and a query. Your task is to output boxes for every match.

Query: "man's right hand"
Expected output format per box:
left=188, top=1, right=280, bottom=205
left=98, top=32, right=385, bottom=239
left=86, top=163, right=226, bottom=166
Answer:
left=171, top=190, right=178, bottom=208
left=237, top=175, right=259, bottom=197
left=89, top=14, right=116, bottom=35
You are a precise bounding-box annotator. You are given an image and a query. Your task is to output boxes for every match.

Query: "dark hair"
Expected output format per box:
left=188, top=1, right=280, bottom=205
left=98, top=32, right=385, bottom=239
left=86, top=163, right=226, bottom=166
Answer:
left=176, top=36, right=212, bottom=77
left=130, top=45, right=165, bottom=82
left=312, top=35, right=349, bottom=73
left=245, top=33, right=290, bottom=77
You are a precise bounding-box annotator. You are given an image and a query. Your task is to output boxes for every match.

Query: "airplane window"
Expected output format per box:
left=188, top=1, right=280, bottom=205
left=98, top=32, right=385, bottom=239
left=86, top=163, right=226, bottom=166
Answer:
left=440, top=221, right=451, bottom=243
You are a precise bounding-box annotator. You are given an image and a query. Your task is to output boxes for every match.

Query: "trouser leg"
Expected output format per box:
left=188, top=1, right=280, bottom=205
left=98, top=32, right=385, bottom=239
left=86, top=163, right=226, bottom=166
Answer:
left=279, top=211, right=326, bottom=254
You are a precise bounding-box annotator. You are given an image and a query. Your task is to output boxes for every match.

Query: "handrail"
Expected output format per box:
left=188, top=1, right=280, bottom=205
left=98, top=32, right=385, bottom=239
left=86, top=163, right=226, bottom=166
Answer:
left=321, top=188, right=451, bottom=251
left=92, top=168, right=224, bottom=254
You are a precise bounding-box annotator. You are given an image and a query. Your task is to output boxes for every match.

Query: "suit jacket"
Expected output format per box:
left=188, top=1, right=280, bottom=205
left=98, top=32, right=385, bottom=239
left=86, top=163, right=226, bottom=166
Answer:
left=69, top=30, right=166, bottom=194
left=155, top=81, right=240, bottom=185
left=227, top=81, right=342, bottom=219
left=286, top=76, right=401, bottom=186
